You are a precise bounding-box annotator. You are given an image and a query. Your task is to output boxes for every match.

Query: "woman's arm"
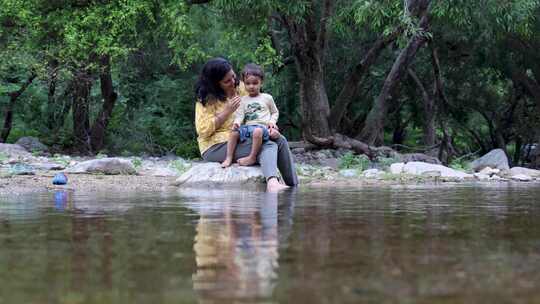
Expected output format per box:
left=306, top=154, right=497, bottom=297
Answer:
left=195, top=102, right=217, bottom=139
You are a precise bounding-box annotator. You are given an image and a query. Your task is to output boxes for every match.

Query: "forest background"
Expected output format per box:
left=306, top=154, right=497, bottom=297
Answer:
left=1, top=0, right=540, bottom=168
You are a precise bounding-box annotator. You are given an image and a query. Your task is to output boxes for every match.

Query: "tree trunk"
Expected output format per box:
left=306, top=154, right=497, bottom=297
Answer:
left=90, top=55, right=118, bottom=153
left=72, top=69, right=93, bottom=154
left=1, top=72, right=37, bottom=142
left=408, top=68, right=436, bottom=146
left=46, top=60, right=59, bottom=130
left=360, top=2, right=431, bottom=145
left=282, top=12, right=333, bottom=145
left=328, top=29, right=401, bottom=131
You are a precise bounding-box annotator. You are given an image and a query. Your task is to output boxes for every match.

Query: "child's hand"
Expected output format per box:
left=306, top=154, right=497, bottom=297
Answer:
left=232, top=123, right=240, bottom=130
left=268, top=122, right=278, bottom=131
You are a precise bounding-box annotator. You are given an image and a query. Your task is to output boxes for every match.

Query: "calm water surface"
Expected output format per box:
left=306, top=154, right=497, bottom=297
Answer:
left=1, top=184, right=540, bottom=304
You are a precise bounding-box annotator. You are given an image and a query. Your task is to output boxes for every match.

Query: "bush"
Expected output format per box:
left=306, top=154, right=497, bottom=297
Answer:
left=338, top=152, right=370, bottom=171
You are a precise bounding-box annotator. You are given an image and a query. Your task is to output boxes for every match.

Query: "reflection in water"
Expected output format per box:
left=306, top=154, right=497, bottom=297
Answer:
left=2, top=185, right=540, bottom=304
left=184, top=189, right=296, bottom=303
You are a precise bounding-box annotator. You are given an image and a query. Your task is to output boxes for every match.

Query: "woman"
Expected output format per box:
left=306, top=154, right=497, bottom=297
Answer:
left=195, top=58, right=298, bottom=192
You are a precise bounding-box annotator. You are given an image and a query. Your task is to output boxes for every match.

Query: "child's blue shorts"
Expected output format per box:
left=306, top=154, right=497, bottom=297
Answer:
left=237, top=125, right=270, bottom=142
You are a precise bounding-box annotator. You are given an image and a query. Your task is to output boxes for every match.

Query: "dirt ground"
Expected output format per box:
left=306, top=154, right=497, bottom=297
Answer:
left=0, top=173, right=178, bottom=196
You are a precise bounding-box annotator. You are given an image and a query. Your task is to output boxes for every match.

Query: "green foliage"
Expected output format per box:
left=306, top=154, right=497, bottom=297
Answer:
left=131, top=157, right=143, bottom=169
left=449, top=159, right=472, bottom=172
left=0, top=152, right=9, bottom=163
left=339, top=152, right=370, bottom=171
left=377, top=157, right=400, bottom=170
left=95, top=152, right=108, bottom=159
left=1, top=0, right=540, bottom=167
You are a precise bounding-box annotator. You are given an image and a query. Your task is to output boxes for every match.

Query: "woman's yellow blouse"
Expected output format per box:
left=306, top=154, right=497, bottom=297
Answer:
left=195, top=85, right=247, bottom=155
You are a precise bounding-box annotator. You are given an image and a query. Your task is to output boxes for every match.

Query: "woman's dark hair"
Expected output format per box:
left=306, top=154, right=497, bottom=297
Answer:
left=195, top=57, right=238, bottom=106
left=241, top=63, right=264, bottom=81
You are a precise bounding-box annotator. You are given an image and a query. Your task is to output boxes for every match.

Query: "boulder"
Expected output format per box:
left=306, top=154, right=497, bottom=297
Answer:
left=393, top=162, right=472, bottom=179
left=15, top=136, right=48, bottom=153
left=390, top=163, right=405, bottom=175
left=474, top=173, right=491, bottom=181
left=0, top=143, right=32, bottom=159
left=339, top=169, right=358, bottom=178
left=174, top=162, right=265, bottom=187
left=509, top=167, right=540, bottom=178
left=65, top=158, right=136, bottom=175
left=362, top=169, right=383, bottom=179
left=29, top=162, right=66, bottom=171
left=9, top=163, right=35, bottom=175
left=511, top=174, right=533, bottom=182
left=471, top=149, right=509, bottom=172
left=479, top=167, right=500, bottom=176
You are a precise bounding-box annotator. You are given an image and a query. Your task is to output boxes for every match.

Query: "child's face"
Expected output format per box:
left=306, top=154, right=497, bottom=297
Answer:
left=244, top=75, right=262, bottom=97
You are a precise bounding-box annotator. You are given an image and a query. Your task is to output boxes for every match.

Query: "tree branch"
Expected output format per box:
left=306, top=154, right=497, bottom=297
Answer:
left=329, top=28, right=402, bottom=130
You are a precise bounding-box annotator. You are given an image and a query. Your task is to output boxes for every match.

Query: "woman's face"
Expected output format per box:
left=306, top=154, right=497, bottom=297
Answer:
left=218, top=69, right=236, bottom=92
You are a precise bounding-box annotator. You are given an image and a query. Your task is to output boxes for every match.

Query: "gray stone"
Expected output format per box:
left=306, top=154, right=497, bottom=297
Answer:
left=390, top=163, right=405, bottom=175
left=362, top=169, right=383, bottom=179
left=29, top=162, right=66, bottom=171
left=66, top=158, right=136, bottom=175
left=148, top=167, right=180, bottom=177
left=511, top=174, right=533, bottom=182
left=15, top=137, right=48, bottom=153
left=471, top=149, right=509, bottom=172
left=421, top=170, right=442, bottom=178
left=175, top=162, right=265, bottom=187
left=0, top=143, right=32, bottom=160
left=479, top=167, right=500, bottom=176
left=509, top=167, right=540, bottom=178
left=318, top=158, right=339, bottom=170
left=401, top=162, right=472, bottom=179
left=339, top=169, right=358, bottom=178
left=9, top=163, right=35, bottom=175
left=474, top=173, right=491, bottom=181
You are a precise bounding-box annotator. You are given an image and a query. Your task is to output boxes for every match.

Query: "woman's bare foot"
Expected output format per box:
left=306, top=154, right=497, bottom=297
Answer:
left=237, top=156, right=257, bottom=166
left=266, top=177, right=289, bottom=192
left=221, top=158, right=233, bottom=168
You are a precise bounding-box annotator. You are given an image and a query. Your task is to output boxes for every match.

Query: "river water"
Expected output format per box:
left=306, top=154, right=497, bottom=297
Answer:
left=1, top=184, right=540, bottom=303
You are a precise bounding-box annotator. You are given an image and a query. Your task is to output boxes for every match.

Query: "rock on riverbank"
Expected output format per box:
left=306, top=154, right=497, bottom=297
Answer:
left=0, top=142, right=539, bottom=195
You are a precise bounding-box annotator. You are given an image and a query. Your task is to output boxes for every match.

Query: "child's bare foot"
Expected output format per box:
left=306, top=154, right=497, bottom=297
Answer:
left=237, top=156, right=257, bottom=166
left=221, top=158, right=233, bottom=168
left=266, top=177, right=289, bottom=192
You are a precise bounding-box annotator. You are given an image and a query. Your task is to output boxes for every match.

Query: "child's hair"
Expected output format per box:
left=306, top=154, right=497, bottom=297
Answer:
left=241, top=63, right=264, bottom=81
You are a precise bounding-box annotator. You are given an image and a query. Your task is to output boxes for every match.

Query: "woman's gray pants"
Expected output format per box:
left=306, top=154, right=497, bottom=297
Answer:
left=202, top=135, right=298, bottom=186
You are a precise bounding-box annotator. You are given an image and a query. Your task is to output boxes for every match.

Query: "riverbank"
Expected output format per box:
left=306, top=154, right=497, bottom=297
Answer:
left=1, top=165, right=539, bottom=197
left=0, top=142, right=539, bottom=196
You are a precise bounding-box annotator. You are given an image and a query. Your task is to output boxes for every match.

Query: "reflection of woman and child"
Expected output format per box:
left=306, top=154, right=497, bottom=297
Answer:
left=195, top=58, right=298, bottom=192
left=188, top=190, right=296, bottom=303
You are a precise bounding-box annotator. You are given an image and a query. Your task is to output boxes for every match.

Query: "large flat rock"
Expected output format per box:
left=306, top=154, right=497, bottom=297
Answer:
left=392, top=162, right=473, bottom=179
left=174, top=162, right=265, bottom=187
left=509, top=167, right=540, bottom=178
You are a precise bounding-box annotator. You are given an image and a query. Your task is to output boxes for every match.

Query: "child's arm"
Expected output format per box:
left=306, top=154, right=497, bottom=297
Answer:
left=267, top=95, right=279, bottom=128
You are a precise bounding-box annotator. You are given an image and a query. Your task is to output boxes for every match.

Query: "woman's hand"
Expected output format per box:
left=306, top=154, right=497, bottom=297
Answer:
left=268, top=122, right=278, bottom=131
left=225, top=95, right=241, bottom=115
left=269, top=127, right=281, bottom=140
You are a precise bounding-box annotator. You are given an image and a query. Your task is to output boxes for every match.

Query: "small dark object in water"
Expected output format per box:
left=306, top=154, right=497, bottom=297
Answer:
left=52, top=172, right=68, bottom=185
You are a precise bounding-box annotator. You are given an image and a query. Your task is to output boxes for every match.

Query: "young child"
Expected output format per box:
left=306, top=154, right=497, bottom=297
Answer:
left=221, top=63, right=280, bottom=168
